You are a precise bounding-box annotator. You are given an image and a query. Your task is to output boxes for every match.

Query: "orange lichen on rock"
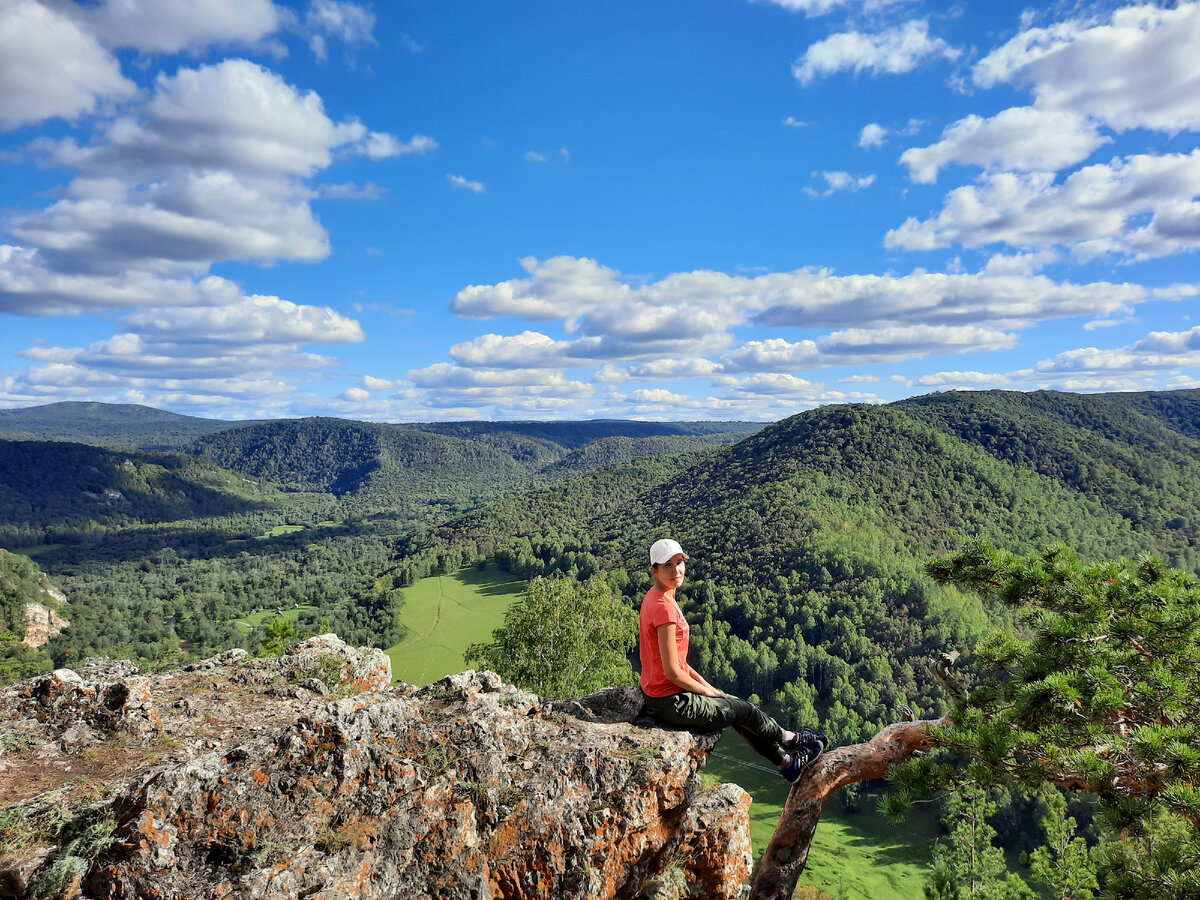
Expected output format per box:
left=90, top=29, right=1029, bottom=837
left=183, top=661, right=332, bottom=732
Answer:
left=6, top=644, right=750, bottom=900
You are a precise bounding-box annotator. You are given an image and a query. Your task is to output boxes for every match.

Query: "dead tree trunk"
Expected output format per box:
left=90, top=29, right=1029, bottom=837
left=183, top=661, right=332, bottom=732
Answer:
left=748, top=718, right=945, bottom=900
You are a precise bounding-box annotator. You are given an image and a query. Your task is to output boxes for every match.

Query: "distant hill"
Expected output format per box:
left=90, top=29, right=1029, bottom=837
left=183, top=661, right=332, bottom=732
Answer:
left=0, top=439, right=282, bottom=545
left=0, top=402, right=251, bottom=450
left=188, top=417, right=761, bottom=499
left=413, top=419, right=761, bottom=450
left=536, top=433, right=750, bottom=479
left=188, top=418, right=555, bottom=498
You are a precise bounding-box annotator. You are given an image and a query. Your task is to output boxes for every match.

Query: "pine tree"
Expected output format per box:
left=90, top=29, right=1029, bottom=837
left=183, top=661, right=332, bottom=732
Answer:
left=1030, top=790, right=1099, bottom=900
left=908, top=543, right=1200, bottom=900
left=924, top=786, right=1034, bottom=900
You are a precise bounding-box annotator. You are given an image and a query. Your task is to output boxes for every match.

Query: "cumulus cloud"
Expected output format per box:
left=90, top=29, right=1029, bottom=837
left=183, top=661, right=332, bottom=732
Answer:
left=424, top=256, right=1182, bottom=414
left=360, top=375, right=397, bottom=391
left=900, top=107, right=1111, bottom=183
left=886, top=150, right=1200, bottom=259
left=753, top=0, right=902, bottom=17
left=79, top=0, right=283, bottom=55
left=858, top=123, right=888, bottom=148
left=452, top=256, right=1163, bottom=357
left=451, top=256, right=746, bottom=359
left=359, top=133, right=437, bottom=159
left=752, top=267, right=1151, bottom=330
left=1035, top=326, right=1200, bottom=374
left=3, top=292, right=364, bottom=411
left=306, top=0, right=376, bottom=46
left=720, top=324, right=1016, bottom=372
left=1, top=58, right=418, bottom=315
left=793, top=20, right=959, bottom=86
left=804, top=170, right=876, bottom=196
left=122, top=295, right=365, bottom=344
left=911, top=325, right=1200, bottom=394
left=973, top=3, right=1200, bottom=134
left=448, top=174, right=486, bottom=193
left=403, top=362, right=594, bottom=413
left=0, top=0, right=136, bottom=130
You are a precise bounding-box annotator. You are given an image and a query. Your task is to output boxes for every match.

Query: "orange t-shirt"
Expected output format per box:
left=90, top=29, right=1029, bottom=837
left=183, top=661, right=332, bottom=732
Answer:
left=639, top=586, right=692, bottom=697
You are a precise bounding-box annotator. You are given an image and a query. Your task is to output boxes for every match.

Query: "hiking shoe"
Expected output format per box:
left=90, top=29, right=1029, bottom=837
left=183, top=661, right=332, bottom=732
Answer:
left=779, top=742, right=825, bottom=783
left=782, top=729, right=829, bottom=755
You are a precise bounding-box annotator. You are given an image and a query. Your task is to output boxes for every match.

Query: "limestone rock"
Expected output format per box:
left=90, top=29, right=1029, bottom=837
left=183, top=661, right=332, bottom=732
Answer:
left=2, top=643, right=753, bottom=900
left=21, top=603, right=68, bottom=650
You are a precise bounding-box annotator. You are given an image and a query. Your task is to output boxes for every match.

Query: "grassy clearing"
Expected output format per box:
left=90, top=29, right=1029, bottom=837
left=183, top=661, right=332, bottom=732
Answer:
left=704, top=736, right=939, bottom=899
left=255, top=524, right=305, bottom=539
left=232, top=605, right=320, bottom=631
left=12, top=544, right=66, bottom=558
left=386, top=564, right=525, bottom=686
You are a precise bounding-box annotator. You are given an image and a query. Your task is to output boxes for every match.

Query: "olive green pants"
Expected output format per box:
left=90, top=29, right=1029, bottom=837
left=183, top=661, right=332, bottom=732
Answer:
left=640, top=690, right=787, bottom=765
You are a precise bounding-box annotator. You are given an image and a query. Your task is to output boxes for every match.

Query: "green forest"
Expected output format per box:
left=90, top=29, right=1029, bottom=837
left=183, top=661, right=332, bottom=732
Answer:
left=1, top=388, right=1198, bottom=898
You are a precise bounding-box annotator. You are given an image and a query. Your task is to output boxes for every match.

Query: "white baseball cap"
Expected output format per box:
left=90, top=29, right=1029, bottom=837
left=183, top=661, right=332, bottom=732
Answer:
left=649, top=538, right=689, bottom=566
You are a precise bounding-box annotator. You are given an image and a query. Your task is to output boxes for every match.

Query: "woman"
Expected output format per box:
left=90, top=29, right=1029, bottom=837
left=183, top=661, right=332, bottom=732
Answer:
left=638, top=538, right=828, bottom=782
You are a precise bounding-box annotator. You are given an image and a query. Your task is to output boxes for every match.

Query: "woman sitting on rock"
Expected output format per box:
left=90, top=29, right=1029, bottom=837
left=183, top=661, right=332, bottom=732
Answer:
left=638, top=538, right=828, bottom=782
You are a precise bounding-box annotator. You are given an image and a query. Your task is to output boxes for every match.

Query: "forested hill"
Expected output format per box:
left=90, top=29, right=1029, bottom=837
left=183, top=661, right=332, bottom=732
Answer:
left=0, top=401, right=250, bottom=449
left=411, top=419, right=761, bottom=449
left=0, top=440, right=282, bottom=547
left=187, top=417, right=757, bottom=499
left=387, top=389, right=1200, bottom=742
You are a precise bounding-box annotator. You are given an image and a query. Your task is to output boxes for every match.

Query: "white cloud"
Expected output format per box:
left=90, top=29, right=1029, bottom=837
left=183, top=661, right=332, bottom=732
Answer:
left=2, top=292, right=364, bottom=411
left=974, top=3, right=1200, bottom=134
left=525, top=151, right=548, bottom=163
left=80, top=0, right=283, bottom=55
left=360, top=133, right=437, bottom=159
left=793, top=20, right=959, bottom=86
left=342, top=387, right=371, bottom=401
left=626, top=359, right=721, bottom=379
left=448, top=174, right=486, bottom=193
left=711, top=373, right=878, bottom=409
left=306, top=0, right=376, bottom=45
left=450, top=257, right=1163, bottom=363
left=319, top=181, right=386, bottom=200
left=122, top=295, right=365, bottom=344
left=886, top=150, right=1200, bottom=260
left=0, top=248, right=247, bottom=315
left=913, top=325, right=1200, bottom=393
left=403, top=363, right=594, bottom=413
left=360, top=375, right=397, bottom=390
left=0, top=0, right=136, bottom=130
left=783, top=116, right=811, bottom=128
left=1035, top=326, right=1200, bottom=374
left=1, top=58, right=412, bottom=315
left=858, top=123, right=888, bottom=148
left=805, top=170, right=876, bottom=196
left=449, top=331, right=582, bottom=369
left=753, top=0, right=901, bottom=17
left=720, top=324, right=1017, bottom=372
left=752, top=267, right=1147, bottom=330
left=900, top=107, right=1111, bottom=184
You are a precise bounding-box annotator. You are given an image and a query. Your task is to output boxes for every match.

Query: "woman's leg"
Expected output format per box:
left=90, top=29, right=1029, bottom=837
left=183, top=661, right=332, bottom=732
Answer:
left=641, top=691, right=788, bottom=765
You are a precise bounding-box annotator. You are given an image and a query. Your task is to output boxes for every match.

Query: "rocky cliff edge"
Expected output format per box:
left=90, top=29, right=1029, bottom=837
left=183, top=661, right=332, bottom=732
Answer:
left=0, top=635, right=751, bottom=900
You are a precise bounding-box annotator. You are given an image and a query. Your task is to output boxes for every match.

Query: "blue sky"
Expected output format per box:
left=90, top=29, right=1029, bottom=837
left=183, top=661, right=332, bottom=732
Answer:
left=1, top=0, right=1198, bottom=421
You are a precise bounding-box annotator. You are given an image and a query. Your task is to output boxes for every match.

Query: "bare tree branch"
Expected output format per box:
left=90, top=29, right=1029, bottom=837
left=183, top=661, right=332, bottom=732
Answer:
left=748, top=717, right=946, bottom=900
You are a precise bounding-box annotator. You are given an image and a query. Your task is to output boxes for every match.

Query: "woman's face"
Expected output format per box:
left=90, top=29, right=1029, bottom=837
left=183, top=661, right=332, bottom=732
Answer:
left=652, top=553, right=687, bottom=592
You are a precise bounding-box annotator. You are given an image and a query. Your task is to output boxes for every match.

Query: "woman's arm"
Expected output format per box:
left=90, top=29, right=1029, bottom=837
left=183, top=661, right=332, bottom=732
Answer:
left=657, top=624, right=723, bottom=697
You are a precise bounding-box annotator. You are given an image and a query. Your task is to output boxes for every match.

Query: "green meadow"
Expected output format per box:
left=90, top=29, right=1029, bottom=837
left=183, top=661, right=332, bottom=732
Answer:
left=386, top=564, right=525, bottom=686
left=233, top=605, right=320, bottom=630
left=705, top=736, right=939, bottom=899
